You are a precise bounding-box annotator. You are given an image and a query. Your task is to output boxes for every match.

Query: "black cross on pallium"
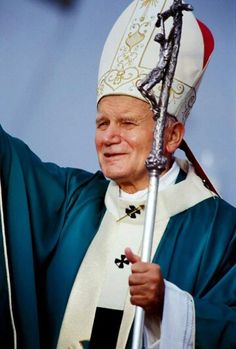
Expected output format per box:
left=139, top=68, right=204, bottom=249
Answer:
left=125, top=205, right=142, bottom=219
left=116, top=204, right=145, bottom=222
left=114, top=254, right=130, bottom=269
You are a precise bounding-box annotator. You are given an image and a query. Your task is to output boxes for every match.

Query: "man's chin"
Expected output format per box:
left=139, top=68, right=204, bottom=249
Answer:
left=102, top=169, right=127, bottom=182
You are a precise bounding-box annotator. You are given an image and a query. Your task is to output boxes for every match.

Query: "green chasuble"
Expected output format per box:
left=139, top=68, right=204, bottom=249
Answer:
left=0, top=125, right=236, bottom=349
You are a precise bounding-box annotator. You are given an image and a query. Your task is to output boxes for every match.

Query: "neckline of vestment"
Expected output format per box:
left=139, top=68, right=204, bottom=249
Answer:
left=119, top=159, right=180, bottom=201
left=105, top=158, right=215, bottom=224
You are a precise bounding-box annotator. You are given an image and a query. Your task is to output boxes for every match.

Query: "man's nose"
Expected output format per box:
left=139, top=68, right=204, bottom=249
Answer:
left=103, top=125, right=121, bottom=145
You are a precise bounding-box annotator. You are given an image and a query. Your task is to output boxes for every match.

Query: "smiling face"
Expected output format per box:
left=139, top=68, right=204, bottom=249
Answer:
left=95, top=95, right=155, bottom=193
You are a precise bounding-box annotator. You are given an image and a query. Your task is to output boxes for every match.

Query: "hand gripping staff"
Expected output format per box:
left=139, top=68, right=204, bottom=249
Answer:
left=131, top=1, right=193, bottom=348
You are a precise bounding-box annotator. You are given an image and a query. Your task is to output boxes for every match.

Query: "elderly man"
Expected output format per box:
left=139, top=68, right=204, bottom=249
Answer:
left=0, top=0, right=235, bottom=348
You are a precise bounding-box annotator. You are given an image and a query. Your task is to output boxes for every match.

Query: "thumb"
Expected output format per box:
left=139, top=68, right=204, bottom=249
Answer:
left=125, top=247, right=141, bottom=264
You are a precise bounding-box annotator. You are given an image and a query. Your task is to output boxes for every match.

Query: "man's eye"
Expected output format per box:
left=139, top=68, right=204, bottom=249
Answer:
left=96, top=121, right=109, bottom=129
left=122, top=120, right=137, bottom=127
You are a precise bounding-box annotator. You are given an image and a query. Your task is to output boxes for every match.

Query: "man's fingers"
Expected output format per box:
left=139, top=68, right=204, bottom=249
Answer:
left=125, top=247, right=141, bottom=264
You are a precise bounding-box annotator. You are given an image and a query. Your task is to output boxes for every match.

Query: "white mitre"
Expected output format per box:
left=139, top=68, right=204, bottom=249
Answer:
left=97, top=0, right=214, bottom=124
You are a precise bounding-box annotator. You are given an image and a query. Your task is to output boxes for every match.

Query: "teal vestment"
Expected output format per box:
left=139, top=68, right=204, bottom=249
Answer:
left=0, top=125, right=236, bottom=349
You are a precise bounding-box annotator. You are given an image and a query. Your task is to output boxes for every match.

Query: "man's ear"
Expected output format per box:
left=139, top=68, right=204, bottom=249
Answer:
left=165, top=122, right=185, bottom=154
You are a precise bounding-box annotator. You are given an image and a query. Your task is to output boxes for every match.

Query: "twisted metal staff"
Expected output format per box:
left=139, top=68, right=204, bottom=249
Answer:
left=131, top=1, right=193, bottom=348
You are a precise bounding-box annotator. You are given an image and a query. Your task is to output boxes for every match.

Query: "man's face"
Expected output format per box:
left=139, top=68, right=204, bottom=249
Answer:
left=95, top=95, right=154, bottom=193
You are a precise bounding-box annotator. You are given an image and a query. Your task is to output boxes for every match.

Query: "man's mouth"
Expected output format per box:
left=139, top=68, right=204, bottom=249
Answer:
left=104, top=152, right=126, bottom=158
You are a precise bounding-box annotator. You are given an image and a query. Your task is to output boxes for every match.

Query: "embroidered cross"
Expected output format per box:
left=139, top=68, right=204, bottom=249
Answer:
left=116, top=204, right=145, bottom=222
left=126, top=205, right=141, bottom=218
left=114, top=254, right=130, bottom=269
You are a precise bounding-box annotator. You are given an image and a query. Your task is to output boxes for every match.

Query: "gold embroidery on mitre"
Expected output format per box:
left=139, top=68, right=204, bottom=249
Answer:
left=151, top=81, right=185, bottom=104
left=97, top=0, right=162, bottom=100
left=141, top=0, right=159, bottom=7
left=96, top=80, right=105, bottom=97
left=171, top=83, right=185, bottom=102
left=118, top=21, right=150, bottom=66
left=105, top=67, right=140, bottom=88
left=100, top=20, right=151, bottom=92
left=126, top=24, right=145, bottom=49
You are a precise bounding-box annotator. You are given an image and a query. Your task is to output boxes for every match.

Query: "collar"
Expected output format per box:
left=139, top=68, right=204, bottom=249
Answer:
left=105, top=158, right=215, bottom=223
left=105, top=160, right=180, bottom=223
left=119, top=159, right=180, bottom=201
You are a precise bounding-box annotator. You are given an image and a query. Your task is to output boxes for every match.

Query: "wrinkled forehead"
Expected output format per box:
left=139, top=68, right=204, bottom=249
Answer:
left=96, top=95, right=179, bottom=128
left=97, top=95, right=153, bottom=118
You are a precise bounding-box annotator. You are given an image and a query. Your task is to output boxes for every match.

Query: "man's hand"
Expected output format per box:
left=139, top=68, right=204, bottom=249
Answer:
left=125, top=247, right=165, bottom=318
